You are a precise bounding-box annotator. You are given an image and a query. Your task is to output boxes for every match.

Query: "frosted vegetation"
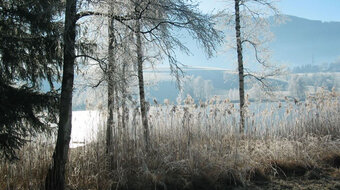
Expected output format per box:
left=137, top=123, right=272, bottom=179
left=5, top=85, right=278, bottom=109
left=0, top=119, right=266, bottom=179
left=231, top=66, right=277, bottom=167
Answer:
left=2, top=88, right=340, bottom=189
left=72, top=88, right=340, bottom=146
left=1, top=0, right=340, bottom=189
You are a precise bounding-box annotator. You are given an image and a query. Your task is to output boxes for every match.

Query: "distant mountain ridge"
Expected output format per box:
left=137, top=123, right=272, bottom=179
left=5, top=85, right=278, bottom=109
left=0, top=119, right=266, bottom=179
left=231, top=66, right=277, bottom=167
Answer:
left=174, top=15, right=340, bottom=69
left=269, top=15, right=340, bottom=67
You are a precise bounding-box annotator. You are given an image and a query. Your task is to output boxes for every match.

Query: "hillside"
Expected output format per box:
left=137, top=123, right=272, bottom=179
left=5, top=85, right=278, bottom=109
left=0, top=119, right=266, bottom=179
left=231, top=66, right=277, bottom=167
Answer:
left=270, top=15, right=340, bottom=67
left=173, top=15, right=340, bottom=69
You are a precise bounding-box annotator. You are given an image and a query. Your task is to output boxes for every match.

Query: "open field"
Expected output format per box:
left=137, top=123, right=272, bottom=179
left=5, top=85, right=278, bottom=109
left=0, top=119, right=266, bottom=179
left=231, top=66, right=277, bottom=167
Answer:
left=1, top=89, right=340, bottom=190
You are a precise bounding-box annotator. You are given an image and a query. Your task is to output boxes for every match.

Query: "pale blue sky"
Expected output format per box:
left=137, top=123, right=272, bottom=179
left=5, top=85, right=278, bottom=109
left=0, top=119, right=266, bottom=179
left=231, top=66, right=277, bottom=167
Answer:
left=199, top=0, right=340, bottom=22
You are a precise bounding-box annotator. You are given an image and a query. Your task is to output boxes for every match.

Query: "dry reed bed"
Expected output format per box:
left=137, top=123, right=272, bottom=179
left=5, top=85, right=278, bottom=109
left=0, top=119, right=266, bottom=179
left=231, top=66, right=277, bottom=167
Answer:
left=1, top=89, right=340, bottom=189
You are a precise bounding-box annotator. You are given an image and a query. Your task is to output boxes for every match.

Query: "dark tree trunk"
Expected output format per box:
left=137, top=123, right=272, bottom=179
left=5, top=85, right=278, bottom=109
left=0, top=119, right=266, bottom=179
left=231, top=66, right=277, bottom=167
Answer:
left=136, top=19, right=150, bottom=152
left=234, top=0, right=245, bottom=133
left=106, top=12, right=115, bottom=165
left=45, top=0, right=77, bottom=189
left=115, top=84, right=121, bottom=134
left=121, top=61, right=127, bottom=130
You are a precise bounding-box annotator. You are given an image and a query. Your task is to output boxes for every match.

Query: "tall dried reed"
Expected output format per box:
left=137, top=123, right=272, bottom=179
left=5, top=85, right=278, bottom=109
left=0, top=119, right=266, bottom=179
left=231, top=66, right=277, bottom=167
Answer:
left=1, top=89, right=340, bottom=189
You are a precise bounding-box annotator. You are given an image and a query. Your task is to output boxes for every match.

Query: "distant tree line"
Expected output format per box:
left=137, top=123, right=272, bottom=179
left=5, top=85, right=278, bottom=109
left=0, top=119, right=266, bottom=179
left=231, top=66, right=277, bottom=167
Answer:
left=292, top=62, right=340, bottom=73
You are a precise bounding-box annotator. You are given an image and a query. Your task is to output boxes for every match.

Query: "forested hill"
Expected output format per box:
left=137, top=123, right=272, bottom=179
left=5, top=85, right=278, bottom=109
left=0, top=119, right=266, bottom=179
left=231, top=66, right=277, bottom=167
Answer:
left=270, top=15, right=340, bottom=67
left=174, top=15, right=340, bottom=69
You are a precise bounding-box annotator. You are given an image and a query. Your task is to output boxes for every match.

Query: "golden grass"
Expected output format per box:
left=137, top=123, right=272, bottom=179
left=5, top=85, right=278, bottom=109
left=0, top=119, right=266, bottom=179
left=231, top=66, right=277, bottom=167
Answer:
left=1, top=89, right=340, bottom=189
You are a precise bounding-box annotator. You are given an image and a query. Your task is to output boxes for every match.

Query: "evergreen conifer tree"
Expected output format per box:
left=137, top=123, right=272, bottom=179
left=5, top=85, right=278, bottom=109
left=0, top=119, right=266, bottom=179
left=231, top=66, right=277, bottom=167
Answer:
left=0, top=0, right=63, bottom=160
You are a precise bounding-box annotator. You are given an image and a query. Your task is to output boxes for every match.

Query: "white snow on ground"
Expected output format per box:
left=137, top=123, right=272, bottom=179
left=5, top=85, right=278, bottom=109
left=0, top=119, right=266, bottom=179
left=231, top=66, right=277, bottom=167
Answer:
left=70, top=110, right=105, bottom=148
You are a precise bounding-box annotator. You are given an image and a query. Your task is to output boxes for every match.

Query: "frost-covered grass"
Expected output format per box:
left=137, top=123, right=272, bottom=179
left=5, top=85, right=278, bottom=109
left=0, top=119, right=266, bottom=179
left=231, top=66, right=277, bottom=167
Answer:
left=1, top=89, right=340, bottom=189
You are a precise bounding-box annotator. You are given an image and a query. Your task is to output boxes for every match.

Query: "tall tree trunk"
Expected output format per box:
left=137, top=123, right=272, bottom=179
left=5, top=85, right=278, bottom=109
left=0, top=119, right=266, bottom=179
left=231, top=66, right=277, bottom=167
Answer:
left=106, top=11, right=115, bottom=165
left=115, top=82, right=122, bottom=151
left=234, top=0, right=245, bottom=133
left=136, top=19, right=150, bottom=152
left=121, top=61, right=127, bottom=130
left=45, top=0, right=77, bottom=189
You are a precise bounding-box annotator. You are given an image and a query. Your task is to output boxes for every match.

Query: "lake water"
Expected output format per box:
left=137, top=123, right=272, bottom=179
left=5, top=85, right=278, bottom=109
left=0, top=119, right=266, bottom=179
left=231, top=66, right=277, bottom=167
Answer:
left=70, top=101, right=291, bottom=147
left=71, top=110, right=105, bottom=148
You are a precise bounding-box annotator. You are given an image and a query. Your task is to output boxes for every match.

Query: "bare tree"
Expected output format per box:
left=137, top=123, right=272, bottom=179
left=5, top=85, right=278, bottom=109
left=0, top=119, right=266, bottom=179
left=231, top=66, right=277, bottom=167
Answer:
left=225, top=0, right=280, bottom=133
left=64, top=0, right=134, bottom=165
left=135, top=17, right=151, bottom=152
left=106, top=2, right=115, bottom=167
left=126, top=0, right=223, bottom=151
left=234, top=0, right=246, bottom=133
left=69, top=0, right=223, bottom=153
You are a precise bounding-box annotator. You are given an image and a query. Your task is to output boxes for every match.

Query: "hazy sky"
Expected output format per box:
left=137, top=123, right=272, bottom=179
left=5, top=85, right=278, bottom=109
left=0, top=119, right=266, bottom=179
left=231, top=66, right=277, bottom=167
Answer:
left=199, top=0, right=340, bottom=22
